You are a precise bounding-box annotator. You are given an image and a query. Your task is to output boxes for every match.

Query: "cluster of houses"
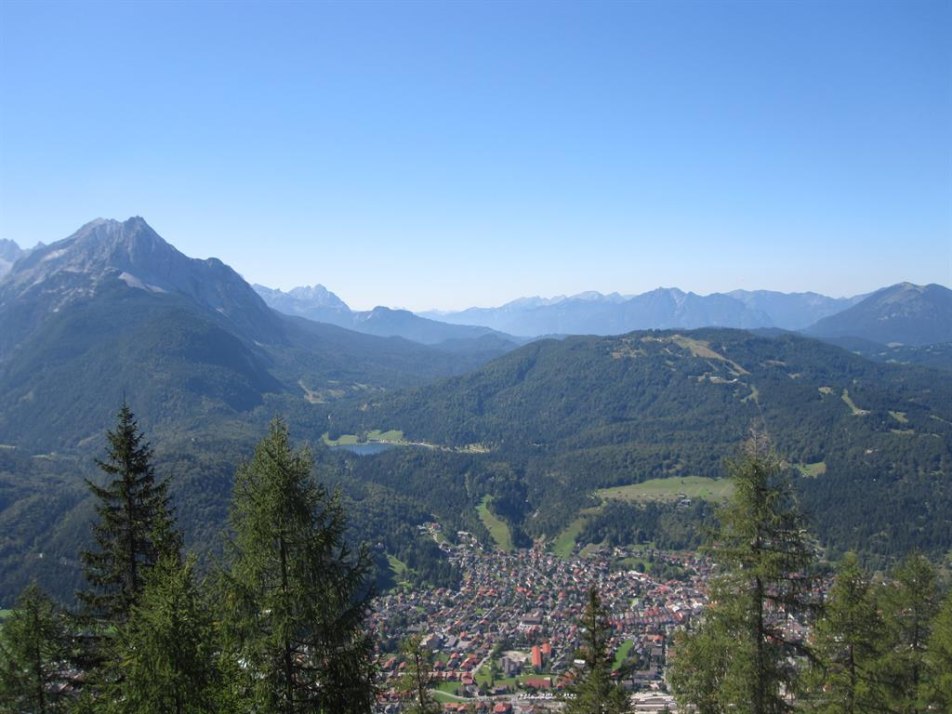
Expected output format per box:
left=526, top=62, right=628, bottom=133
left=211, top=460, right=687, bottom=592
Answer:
left=370, top=526, right=713, bottom=712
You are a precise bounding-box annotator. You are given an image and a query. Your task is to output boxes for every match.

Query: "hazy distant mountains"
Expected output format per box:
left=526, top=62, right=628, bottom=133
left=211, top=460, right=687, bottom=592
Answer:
left=419, top=288, right=863, bottom=336
left=6, top=222, right=950, bottom=353
left=805, top=282, right=952, bottom=347
left=261, top=279, right=952, bottom=351
left=254, top=284, right=518, bottom=347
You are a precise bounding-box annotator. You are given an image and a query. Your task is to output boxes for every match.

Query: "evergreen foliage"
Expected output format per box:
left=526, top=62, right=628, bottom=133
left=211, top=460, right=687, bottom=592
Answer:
left=804, top=552, right=885, bottom=712
left=877, top=553, right=939, bottom=714
left=670, top=436, right=818, bottom=713
left=0, top=582, right=70, bottom=713
left=109, top=555, right=224, bottom=713
left=220, top=418, right=375, bottom=713
left=923, top=589, right=952, bottom=710
left=78, top=404, right=179, bottom=623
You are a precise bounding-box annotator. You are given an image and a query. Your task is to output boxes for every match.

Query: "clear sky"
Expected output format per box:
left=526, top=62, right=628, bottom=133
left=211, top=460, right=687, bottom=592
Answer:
left=1, top=0, right=949, bottom=311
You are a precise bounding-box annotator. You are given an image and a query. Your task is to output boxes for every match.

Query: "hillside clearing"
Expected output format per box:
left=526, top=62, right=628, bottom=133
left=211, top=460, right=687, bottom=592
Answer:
left=477, top=495, right=513, bottom=552
left=598, top=476, right=733, bottom=503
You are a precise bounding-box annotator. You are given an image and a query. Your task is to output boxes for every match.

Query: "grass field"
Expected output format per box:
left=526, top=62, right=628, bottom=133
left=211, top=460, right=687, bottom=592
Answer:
left=552, top=507, right=604, bottom=558
left=552, top=516, right=587, bottom=558
left=598, top=476, right=733, bottom=503
left=387, top=554, right=410, bottom=585
left=550, top=477, right=730, bottom=557
left=795, top=462, right=827, bottom=478
left=477, top=495, right=513, bottom=552
left=613, top=639, right=636, bottom=671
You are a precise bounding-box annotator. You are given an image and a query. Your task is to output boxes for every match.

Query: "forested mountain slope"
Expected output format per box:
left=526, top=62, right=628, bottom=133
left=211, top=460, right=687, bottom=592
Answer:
left=0, top=218, right=503, bottom=451
left=326, top=329, right=952, bottom=563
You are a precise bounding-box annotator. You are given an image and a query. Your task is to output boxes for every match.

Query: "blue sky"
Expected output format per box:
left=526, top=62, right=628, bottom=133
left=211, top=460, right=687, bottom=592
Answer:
left=1, top=0, right=949, bottom=311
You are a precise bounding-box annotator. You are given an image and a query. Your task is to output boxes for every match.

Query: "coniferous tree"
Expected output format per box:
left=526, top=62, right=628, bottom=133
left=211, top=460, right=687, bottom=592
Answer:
left=804, top=551, right=884, bottom=713
left=110, top=555, right=224, bottom=714
left=0, top=582, right=70, bottom=713
left=78, top=404, right=179, bottom=623
left=922, top=589, right=952, bottom=710
left=877, top=553, right=938, bottom=714
left=670, top=436, right=818, bottom=714
left=221, top=418, right=375, bottom=713
left=562, top=586, right=631, bottom=714
left=668, top=609, right=730, bottom=714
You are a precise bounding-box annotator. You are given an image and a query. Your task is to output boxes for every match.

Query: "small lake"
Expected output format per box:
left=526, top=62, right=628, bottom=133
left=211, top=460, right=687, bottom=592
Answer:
left=330, top=442, right=396, bottom=456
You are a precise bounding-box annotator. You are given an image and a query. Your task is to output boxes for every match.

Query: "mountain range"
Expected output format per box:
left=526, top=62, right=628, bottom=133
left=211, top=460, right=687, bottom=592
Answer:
left=253, top=283, right=519, bottom=347
left=419, top=288, right=861, bottom=335
left=6, top=225, right=950, bottom=350
left=254, top=279, right=952, bottom=351
left=1, top=217, right=951, bottom=605
left=0, top=218, right=508, bottom=451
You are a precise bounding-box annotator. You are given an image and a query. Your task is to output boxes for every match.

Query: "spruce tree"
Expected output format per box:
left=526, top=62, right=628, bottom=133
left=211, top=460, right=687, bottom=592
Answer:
left=562, top=586, right=631, bottom=714
left=670, top=436, right=817, bottom=713
left=78, top=404, right=179, bottom=623
left=110, top=555, right=224, bottom=714
left=0, top=582, right=70, bottom=713
left=221, top=418, right=375, bottom=713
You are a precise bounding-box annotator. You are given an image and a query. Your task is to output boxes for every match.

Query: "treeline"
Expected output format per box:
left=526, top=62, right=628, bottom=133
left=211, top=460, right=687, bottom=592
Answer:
left=669, top=437, right=952, bottom=713
left=0, top=407, right=375, bottom=713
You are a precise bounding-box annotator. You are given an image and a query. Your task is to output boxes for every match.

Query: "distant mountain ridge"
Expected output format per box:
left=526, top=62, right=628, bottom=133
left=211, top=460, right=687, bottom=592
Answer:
left=259, top=279, right=952, bottom=357
left=805, top=282, right=952, bottom=347
left=254, top=284, right=520, bottom=347
left=418, top=288, right=862, bottom=336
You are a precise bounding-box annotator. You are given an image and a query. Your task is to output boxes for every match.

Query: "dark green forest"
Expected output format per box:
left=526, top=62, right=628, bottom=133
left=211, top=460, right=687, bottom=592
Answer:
left=3, top=328, right=952, bottom=608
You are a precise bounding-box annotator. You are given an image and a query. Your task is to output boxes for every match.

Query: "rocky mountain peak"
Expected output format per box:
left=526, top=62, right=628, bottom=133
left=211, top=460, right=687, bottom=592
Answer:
left=0, top=217, right=280, bottom=344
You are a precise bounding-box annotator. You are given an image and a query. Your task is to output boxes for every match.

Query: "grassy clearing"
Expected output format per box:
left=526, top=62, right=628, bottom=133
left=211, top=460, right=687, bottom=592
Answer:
left=795, top=462, right=827, bottom=478
left=477, top=495, right=513, bottom=552
left=671, top=335, right=749, bottom=375
left=387, top=554, right=409, bottom=582
left=613, top=639, right=635, bottom=671
left=841, top=389, right=870, bottom=416
left=598, top=476, right=733, bottom=503
left=890, top=411, right=909, bottom=424
left=552, top=507, right=603, bottom=559
left=433, top=686, right=468, bottom=702
left=553, top=516, right=588, bottom=559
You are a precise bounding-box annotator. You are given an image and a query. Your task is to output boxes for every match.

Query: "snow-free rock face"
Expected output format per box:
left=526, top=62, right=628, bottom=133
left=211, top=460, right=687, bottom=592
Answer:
left=0, top=217, right=280, bottom=350
left=0, top=239, right=26, bottom=279
left=253, top=283, right=352, bottom=325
